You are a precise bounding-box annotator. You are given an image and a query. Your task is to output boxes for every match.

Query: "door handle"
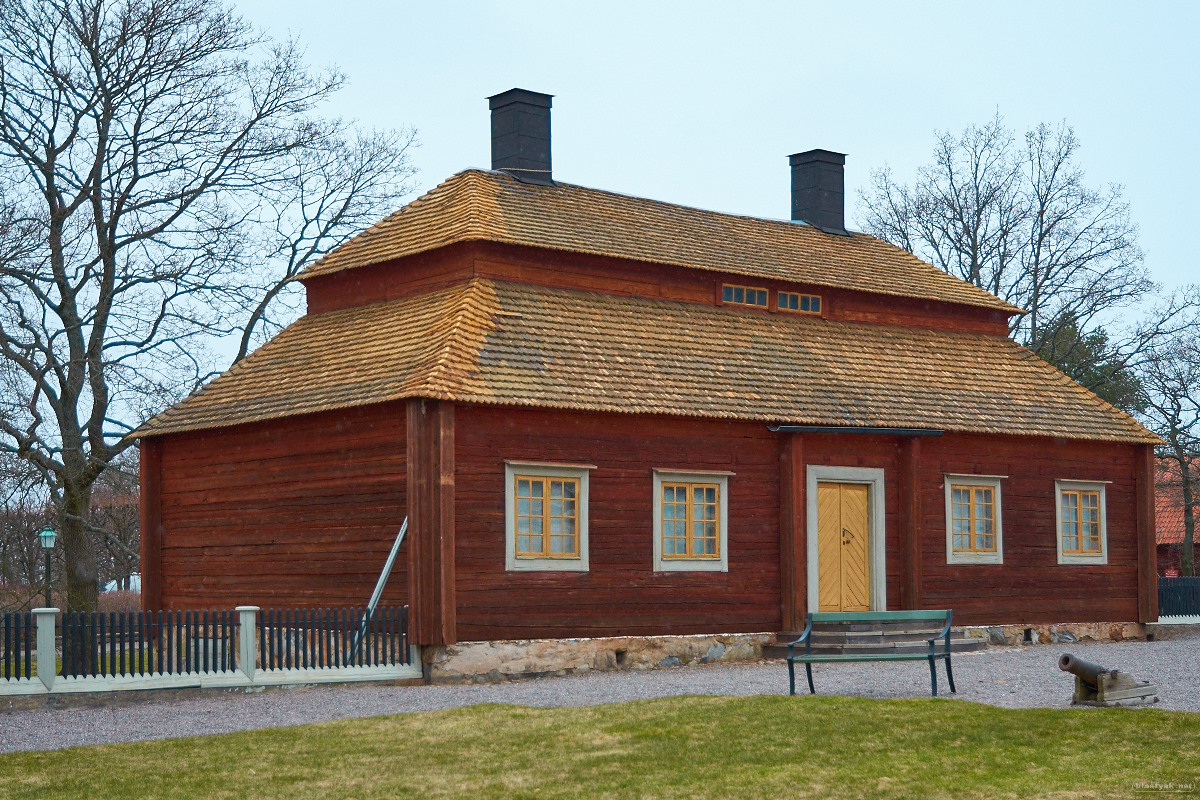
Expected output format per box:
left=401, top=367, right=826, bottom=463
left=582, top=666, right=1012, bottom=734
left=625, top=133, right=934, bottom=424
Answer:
left=842, top=527, right=853, bottom=544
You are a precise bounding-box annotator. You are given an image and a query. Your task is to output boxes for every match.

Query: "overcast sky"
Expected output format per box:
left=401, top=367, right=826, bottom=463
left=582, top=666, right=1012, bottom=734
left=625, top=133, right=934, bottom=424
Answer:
left=237, top=0, right=1197, bottom=291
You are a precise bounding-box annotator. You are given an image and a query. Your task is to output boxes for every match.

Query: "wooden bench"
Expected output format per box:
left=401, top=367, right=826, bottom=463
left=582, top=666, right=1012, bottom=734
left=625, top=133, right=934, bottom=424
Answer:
left=787, top=609, right=956, bottom=697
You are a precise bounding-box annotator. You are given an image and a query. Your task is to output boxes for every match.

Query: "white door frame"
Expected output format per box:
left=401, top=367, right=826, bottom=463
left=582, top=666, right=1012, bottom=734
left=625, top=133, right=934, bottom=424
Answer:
left=806, top=466, right=887, bottom=613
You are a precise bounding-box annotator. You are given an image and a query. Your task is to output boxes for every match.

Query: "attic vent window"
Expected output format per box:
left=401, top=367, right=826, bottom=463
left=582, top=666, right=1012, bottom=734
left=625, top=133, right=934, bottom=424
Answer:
left=722, top=285, right=767, bottom=308
left=779, top=292, right=822, bottom=314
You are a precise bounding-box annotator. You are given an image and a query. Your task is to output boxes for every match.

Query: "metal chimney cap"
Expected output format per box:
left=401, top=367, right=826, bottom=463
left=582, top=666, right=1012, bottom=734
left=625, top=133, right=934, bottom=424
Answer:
left=788, top=149, right=846, bottom=166
left=488, top=88, right=553, bottom=110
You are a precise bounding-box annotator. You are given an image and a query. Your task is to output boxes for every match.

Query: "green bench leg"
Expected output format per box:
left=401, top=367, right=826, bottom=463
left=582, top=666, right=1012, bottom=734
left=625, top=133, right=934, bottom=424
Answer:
left=806, top=663, right=815, bottom=694
left=929, top=656, right=938, bottom=697
left=946, top=654, right=956, bottom=694
left=788, top=661, right=795, bottom=696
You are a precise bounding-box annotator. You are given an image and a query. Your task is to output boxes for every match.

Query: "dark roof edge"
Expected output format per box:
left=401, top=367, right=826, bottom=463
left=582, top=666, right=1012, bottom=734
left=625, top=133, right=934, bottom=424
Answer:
left=767, top=425, right=945, bottom=437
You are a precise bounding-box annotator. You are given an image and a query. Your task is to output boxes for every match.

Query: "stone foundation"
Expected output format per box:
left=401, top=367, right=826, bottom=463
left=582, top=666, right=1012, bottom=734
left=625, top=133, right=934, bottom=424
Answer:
left=961, top=621, right=1148, bottom=647
left=422, top=632, right=774, bottom=683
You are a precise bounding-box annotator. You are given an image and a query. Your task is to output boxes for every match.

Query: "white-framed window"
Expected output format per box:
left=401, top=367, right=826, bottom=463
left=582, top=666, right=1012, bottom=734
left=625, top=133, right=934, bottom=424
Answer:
left=944, top=474, right=1004, bottom=565
left=504, top=461, right=593, bottom=572
left=1055, top=480, right=1108, bottom=565
left=652, top=470, right=731, bottom=572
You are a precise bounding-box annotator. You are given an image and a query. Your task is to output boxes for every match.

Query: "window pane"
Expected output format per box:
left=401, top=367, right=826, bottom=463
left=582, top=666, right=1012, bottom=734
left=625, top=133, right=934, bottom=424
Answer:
left=563, top=517, right=575, bottom=535
left=530, top=481, right=543, bottom=498
left=517, top=517, right=530, bottom=534
left=722, top=285, right=733, bottom=302
left=563, top=482, right=576, bottom=499
left=518, top=480, right=531, bottom=497
left=800, top=295, right=810, bottom=311
left=734, top=287, right=745, bottom=303
left=551, top=481, right=564, bottom=499
left=518, top=535, right=530, bottom=552
left=811, top=297, right=820, bottom=312
left=550, top=517, right=562, bottom=535
left=531, top=516, right=543, bottom=534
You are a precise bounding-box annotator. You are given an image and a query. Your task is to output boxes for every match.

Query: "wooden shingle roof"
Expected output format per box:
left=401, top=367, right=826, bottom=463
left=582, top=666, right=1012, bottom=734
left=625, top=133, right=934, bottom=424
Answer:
left=133, top=279, right=1155, bottom=443
left=299, top=170, right=1021, bottom=314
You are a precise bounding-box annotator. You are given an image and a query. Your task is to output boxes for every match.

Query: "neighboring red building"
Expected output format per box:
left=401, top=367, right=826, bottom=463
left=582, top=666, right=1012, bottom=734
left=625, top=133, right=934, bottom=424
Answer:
left=134, top=90, right=1161, bottom=647
left=1156, top=460, right=1191, bottom=576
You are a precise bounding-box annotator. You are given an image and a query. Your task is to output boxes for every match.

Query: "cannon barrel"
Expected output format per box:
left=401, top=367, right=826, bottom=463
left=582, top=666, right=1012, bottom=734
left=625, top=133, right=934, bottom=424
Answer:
left=1059, top=653, right=1107, bottom=686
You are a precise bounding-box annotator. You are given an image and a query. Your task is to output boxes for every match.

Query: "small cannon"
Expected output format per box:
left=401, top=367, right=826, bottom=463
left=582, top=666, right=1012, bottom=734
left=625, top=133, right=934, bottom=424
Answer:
left=1059, top=653, right=1158, bottom=707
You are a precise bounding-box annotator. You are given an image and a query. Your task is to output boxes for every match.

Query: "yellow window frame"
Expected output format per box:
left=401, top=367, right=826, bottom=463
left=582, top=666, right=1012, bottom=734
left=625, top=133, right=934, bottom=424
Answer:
left=660, top=482, right=721, bottom=560
left=721, top=284, right=768, bottom=308
left=1060, top=489, right=1102, bottom=554
left=778, top=291, right=822, bottom=314
left=514, top=475, right=581, bottom=559
left=950, top=484, right=997, bottom=553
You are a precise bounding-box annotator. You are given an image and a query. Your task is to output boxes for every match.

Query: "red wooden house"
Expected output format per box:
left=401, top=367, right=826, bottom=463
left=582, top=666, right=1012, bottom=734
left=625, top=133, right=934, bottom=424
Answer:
left=134, top=89, right=1160, bottom=649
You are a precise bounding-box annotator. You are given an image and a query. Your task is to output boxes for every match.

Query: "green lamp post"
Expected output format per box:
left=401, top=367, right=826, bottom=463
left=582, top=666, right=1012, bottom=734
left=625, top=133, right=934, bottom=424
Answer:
left=38, top=526, right=56, bottom=608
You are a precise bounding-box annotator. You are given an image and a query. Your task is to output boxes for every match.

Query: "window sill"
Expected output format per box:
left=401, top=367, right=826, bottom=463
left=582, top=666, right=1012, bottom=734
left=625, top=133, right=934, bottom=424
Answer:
left=507, top=557, right=590, bottom=572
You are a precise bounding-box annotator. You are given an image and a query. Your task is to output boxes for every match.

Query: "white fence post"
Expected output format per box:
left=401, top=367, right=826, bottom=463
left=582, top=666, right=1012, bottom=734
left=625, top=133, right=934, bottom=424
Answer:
left=32, top=608, right=58, bottom=690
left=237, top=606, right=259, bottom=683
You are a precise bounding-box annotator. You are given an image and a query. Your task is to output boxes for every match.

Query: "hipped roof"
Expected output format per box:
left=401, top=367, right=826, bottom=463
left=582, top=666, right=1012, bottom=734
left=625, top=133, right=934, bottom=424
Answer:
left=299, top=169, right=1021, bottom=315
left=133, top=279, right=1156, bottom=443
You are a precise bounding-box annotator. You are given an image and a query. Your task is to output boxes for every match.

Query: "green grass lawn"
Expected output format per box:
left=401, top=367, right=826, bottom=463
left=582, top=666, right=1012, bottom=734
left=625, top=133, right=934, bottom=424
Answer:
left=1, top=695, right=1197, bottom=799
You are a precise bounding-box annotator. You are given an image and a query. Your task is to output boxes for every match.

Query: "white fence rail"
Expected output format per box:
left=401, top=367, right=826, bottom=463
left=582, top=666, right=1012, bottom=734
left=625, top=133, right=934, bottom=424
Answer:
left=0, top=605, right=421, bottom=696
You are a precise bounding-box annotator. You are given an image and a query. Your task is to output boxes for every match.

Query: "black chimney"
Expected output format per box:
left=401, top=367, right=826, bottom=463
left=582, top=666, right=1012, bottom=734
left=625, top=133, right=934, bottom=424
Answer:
left=789, top=149, right=847, bottom=235
left=488, top=88, right=554, bottom=185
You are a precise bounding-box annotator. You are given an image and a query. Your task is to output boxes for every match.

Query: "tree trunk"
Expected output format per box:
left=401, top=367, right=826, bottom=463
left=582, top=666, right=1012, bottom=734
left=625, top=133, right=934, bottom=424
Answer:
left=61, top=487, right=99, bottom=611
left=1182, top=470, right=1196, bottom=577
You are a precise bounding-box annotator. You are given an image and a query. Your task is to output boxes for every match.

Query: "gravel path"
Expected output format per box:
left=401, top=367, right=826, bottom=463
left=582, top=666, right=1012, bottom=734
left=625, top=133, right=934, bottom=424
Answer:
left=3, top=634, right=1197, bottom=753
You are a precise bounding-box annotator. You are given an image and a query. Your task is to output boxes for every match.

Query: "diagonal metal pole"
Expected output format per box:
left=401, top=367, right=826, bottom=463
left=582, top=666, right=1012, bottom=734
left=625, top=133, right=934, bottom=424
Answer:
left=347, top=517, right=407, bottom=665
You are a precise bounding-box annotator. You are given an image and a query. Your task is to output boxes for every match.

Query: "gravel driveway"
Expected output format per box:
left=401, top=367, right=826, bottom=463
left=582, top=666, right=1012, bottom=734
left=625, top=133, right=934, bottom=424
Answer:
left=3, top=633, right=1196, bottom=753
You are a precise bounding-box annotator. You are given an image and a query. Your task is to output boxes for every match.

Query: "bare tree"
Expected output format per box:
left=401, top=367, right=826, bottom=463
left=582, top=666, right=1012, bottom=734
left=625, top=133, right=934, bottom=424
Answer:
left=1137, top=310, right=1200, bottom=575
left=859, top=114, right=1170, bottom=408
left=0, top=0, right=417, bottom=610
left=90, top=449, right=139, bottom=590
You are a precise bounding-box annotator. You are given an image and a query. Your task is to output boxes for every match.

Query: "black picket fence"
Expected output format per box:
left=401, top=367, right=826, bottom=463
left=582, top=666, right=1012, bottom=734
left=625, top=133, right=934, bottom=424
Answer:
left=258, top=606, right=409, bottom=670
left=61, top=609, right=237, bottom=678
left=1159, top=577, right=1200, bottom=617
left=1, top=612, right=35, bottom=680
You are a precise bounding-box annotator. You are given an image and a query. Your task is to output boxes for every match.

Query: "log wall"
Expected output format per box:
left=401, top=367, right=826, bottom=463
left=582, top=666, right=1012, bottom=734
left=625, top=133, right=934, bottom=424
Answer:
left=146, top=401, right=1146, bottom=632
left=452, top=405, right=782, bottom=640
left=153, top=403, right=409, bottom=609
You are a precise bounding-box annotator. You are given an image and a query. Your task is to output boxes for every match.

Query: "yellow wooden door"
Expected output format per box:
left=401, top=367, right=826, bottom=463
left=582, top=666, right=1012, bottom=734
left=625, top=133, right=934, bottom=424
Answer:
left=816, top=482, right=870, bottom=612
